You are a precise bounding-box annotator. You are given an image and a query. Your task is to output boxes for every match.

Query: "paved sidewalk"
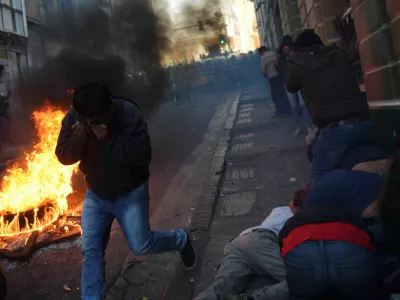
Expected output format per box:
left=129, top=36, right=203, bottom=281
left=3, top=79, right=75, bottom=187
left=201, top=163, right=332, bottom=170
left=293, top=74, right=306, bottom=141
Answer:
left=193, top=85, right=312, bottom=296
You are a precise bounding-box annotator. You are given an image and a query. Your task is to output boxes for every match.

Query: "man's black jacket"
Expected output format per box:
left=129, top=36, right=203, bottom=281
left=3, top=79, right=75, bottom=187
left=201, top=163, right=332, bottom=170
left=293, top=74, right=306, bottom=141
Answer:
left=286, top=44, right=369, bottom=128
left=55, top=99, right=151, bottom=200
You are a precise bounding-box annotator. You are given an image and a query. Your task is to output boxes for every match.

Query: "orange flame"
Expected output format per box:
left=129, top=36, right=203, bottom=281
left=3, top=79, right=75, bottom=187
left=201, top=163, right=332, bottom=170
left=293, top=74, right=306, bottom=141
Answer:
left=0, top=104, right=78, bottom=237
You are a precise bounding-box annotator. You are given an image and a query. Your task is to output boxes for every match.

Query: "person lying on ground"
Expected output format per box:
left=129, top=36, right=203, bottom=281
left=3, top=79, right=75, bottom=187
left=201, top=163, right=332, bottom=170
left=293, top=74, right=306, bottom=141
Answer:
left=286, top=29, right=372, bottom=181
left=55, top=82, right=196, bottom=300
left=194, top=207, right=293, bottom=300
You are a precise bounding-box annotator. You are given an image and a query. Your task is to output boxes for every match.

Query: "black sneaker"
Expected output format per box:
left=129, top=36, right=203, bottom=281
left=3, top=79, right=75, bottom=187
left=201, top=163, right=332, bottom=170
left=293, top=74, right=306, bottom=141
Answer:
left=180, top=230, right=197, bottom=271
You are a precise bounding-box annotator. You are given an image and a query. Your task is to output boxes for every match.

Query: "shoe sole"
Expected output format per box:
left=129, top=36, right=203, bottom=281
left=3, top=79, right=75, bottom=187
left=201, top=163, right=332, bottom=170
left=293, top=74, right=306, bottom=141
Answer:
left=182, top=230, right=197, bottom=271
left=183, top=248, right=197, bottom=271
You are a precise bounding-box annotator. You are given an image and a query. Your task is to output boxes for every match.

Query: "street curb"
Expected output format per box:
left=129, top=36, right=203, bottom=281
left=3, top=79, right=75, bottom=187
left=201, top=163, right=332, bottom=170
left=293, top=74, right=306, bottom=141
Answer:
left=189, top=92, right=240, bottom=232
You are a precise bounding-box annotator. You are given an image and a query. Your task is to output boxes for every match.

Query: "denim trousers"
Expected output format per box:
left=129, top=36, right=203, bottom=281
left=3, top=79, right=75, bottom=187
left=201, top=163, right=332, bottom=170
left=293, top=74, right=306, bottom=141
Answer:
left=81, top=183, right=187, bottom=300
left=312, top=121, right=374, bottom=181
left=268, top=76, right=291, bottom=115
left=284, top=88, right=312, bottom=129
left=195, top=230, right=289, bottom=300
left=284, top=240, right=382, bottom=300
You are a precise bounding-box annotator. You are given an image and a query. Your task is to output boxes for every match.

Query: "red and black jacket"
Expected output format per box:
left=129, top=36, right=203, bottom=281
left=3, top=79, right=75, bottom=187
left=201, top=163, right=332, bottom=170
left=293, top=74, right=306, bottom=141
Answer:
left=279, top=205, right=374, bottom=256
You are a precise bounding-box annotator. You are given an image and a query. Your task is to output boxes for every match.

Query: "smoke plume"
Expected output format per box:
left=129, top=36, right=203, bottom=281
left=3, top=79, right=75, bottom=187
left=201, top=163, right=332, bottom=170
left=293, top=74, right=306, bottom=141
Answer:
left=156, top=0, right=225, bottom=63
left=14, top=0, right=171, bottom=144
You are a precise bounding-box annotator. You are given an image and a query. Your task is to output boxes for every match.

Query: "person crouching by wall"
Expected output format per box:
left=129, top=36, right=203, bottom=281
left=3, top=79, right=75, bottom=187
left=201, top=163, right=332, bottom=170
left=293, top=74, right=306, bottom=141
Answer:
left=279, top=205, right=383, bottom=300
left=276, top=35, right=313, bottom=136
left=286, top=29, right=373, bottom=181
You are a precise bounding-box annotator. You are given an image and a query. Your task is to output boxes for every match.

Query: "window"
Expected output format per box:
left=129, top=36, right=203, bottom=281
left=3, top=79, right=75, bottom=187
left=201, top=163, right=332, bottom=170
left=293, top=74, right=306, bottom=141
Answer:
left=0, top=0, right=26, bottom=36
left=12, top=0, right=22, bottom=10
left=15, top=12, right=24, bottom=35
left=1, top=0, right=11, bottom=6
left=3, top=6, right=13, bottom=31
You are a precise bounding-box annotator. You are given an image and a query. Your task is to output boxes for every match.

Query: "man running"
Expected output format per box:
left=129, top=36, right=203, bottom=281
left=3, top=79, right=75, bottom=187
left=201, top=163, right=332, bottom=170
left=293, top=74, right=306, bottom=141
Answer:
left=55, top=82, right=196, bottom=300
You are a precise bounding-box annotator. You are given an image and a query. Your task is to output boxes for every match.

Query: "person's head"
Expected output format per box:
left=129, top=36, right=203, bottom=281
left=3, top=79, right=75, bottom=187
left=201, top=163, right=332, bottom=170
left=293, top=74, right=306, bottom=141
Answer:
left=73, top=82, right=113, bottom=124
left=280, top=35, right=293, bottom=54
left=258, top=46, right=269, bottom=56
left=294, top=29, right=324, bottom=49
left=289, top=188, right=309, bottom=214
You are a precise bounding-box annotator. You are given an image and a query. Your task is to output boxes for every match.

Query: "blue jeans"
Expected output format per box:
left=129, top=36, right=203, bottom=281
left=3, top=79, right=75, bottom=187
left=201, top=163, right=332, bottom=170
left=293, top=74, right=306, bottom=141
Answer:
left=312, top=121, right=374, bottom=180
left=81, top=183, right=187, bottom=300
left=285, top=88, right=312, bottom=129
left=284, top=240, right=382, bottom=300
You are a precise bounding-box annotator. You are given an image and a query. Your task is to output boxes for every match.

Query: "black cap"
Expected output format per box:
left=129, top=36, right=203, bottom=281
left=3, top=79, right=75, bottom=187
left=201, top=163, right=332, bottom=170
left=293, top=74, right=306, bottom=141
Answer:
left=294, top=29, right=324, bottom=48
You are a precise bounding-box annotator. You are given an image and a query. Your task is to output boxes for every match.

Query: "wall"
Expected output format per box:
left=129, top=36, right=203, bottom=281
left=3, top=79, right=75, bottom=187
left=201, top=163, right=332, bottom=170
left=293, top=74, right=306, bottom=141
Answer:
left=347, top=0, right=400, bottom=150
left=27, top=28, right=45, bottom=71
left=350, top=0, right=399, bottom=104
left=253, top=0, right=285, bottom=50
left=295, top=0, right=345, bottom=44
left=278, top=0, right=302, bottom=36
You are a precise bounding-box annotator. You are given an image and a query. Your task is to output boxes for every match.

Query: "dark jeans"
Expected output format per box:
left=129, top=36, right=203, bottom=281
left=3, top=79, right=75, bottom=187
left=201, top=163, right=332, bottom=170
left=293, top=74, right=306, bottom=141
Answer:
left=284, top=240, right=382, bottom=300
left=268, top=76, right=291, bottom=116
left=81, top=183, right=187, bottom=300
left=312, top=121, right=374, bottom=180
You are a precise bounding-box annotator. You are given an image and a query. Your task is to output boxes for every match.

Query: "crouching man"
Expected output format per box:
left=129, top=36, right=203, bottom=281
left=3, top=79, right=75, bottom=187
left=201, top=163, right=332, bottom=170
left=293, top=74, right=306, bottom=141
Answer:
left=55, top=82, right=196, bottom=300
left=195, top=207, right=293, bottom=300
left=280, top=205, right=383, bottom=300
left=280, top=154, right=393, bottom=300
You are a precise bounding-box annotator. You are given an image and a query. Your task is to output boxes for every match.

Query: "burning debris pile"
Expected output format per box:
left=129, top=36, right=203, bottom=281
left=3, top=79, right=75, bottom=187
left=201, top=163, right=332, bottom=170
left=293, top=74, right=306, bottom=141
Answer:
left=0, top=105, right=80, bottom=256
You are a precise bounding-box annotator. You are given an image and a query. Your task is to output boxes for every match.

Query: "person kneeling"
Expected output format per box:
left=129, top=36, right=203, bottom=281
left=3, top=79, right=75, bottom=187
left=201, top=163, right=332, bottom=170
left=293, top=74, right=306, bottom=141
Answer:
left=280, top=205, right=383, bottom=300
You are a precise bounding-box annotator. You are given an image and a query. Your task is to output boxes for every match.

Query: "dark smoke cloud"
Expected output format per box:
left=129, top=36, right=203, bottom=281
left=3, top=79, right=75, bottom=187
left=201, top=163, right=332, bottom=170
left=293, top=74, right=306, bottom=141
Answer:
left=14, top=0, right=171, bottom=144
left=162, top=0, right=225, bottom=63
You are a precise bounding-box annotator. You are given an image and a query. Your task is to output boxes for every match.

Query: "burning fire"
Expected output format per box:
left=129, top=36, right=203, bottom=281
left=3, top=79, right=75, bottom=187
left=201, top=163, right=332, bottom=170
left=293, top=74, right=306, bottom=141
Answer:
left=0, top=104, right=77, bottom=237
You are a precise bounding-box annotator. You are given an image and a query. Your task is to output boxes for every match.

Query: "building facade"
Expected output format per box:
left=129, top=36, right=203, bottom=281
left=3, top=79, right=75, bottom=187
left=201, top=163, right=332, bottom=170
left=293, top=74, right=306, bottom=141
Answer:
left=253, top=0, right=284, bottom=51
left=0, top=0, right=29, bottom=113
left=252, top=0, right=400, bottom=149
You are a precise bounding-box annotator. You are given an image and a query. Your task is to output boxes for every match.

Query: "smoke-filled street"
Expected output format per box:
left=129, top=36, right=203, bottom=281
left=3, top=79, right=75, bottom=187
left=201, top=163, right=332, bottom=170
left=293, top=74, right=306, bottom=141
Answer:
left=0, top=0, right=264, bottom=299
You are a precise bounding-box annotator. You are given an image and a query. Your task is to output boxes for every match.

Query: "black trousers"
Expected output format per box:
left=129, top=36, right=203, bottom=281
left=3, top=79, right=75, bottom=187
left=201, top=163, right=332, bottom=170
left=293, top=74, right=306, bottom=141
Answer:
left=268, top=76, right=291, bottom=115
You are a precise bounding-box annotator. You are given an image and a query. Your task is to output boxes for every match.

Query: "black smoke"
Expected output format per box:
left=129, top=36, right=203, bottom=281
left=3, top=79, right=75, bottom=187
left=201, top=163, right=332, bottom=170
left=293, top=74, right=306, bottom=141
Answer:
left=13, top=0, right=171, bottom=144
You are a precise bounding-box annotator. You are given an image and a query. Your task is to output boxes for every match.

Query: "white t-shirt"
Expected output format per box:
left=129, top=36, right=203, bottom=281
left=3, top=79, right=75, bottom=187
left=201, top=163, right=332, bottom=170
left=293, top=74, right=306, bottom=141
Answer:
left=240, top=206, right=293, bottom=237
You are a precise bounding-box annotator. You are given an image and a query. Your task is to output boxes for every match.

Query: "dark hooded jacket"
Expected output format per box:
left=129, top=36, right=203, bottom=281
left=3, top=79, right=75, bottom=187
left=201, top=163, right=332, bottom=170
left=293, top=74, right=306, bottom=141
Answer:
left=276, top=35, right=293, bottom=81
left=279, top=205, right=373, bottom=249
left=286, top=44, right=369, bottom=128
left=55, top=99, right=151, bottom=200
